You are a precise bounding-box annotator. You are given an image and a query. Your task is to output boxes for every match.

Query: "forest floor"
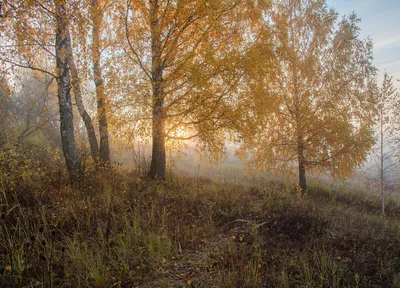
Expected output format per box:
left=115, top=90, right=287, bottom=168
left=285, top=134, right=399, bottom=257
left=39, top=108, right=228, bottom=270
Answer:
left=1, top=168, right=400, bottom=287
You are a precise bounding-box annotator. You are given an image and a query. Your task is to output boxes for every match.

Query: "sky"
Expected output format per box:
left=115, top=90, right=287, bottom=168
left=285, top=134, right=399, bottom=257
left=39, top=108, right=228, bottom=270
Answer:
left=327, top=0, right=400, bottom=86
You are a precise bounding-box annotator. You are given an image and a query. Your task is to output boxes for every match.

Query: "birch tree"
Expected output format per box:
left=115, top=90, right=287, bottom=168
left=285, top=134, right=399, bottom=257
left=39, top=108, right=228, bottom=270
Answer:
left=121, top=0, right=268, bottom=179
left=55, top=0, right=82, bottom=178
left=0, top=0, right=82, bottom=180
left=369, top=73, right=400, bottom=215
left=89, top=0, right=111, bottom=165
left=238, top=0, right=377, bottom=191
left=67, top=29, right=100, bottom=161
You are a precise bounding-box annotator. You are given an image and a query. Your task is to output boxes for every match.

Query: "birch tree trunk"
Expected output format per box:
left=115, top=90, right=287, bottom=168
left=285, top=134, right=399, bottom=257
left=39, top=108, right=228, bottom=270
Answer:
left=297, top=143, right=307, bottom=191
left=148, top=0, right=166, bottom=179
left=149, top=77, right=166, bottom=179
left=55, top=0, right=82, bottom=181
left=67, top=29, right=100, bottom=161
left=90, top=0, right=110, bottom=165
left=297, top=115, right=307, bottom=191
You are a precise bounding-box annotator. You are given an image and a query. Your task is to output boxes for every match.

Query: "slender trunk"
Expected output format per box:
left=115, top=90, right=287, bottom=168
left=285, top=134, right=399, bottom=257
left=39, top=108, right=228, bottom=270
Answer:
left=380, top=108, right=385, bottom=216
left=290, top=42, right=307, bottom=191
left=90, top=0, right=110, bottom=165
left=55, top=0, right=81, bottom=181
left=294, top=69, right=306, bottom=191
left=149, top=81, right=166, bottom=179
left=148, top=0, right=166, bottom=179
left=67, top=29, right=100, bottom=161
left=296, top=119, right=307, bottom=191
left=297, top=142, right=307, bottom=191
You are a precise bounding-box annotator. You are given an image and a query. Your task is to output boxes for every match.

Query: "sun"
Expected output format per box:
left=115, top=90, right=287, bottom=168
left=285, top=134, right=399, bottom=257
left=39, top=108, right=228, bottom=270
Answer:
left=171, top=126, right=186, bottom=139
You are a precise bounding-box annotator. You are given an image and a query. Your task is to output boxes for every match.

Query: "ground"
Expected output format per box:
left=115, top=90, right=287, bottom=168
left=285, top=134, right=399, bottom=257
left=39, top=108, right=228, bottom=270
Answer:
left=1, top=169, right=400, bottom=287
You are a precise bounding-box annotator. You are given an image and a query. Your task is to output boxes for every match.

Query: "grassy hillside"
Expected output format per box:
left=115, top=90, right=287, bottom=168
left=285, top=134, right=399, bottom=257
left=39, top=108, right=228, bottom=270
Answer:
left=1, top=167, right=400, bottom=287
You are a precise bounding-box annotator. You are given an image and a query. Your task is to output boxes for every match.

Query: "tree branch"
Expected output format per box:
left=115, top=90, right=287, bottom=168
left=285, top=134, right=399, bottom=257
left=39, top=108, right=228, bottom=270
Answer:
left=2, top=59, right=57, bottom=79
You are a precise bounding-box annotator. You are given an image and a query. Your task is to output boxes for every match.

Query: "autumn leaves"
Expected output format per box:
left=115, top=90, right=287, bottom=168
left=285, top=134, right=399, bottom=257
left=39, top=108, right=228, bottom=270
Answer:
left=237, top=1, right=377, bottom=190
left=0, top=0, right=378, bottom=189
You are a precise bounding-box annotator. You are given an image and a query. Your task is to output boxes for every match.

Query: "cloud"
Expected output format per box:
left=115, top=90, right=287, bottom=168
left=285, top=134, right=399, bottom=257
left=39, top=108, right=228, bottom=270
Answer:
left=374, top=35, right=400, bottom=50
left=379, top=60, right=400, bottom=69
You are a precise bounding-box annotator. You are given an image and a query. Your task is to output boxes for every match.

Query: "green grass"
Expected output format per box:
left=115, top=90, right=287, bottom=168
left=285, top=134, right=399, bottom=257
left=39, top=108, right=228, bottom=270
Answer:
left=1, top=167, right=400, bottom=287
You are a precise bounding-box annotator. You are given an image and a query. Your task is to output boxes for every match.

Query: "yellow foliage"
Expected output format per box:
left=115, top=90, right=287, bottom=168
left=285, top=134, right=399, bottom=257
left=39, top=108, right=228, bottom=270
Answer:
left=237, top=0, right=377, bottom=187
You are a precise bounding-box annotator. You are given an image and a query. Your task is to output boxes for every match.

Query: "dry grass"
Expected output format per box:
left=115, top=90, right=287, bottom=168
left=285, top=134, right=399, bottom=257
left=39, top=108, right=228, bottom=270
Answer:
left=1, top=166, right=400, bottom=287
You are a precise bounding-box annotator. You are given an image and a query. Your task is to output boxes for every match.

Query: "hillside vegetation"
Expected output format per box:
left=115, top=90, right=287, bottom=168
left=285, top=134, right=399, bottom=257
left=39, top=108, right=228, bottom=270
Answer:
left=1, top=163, right=400, bottom=288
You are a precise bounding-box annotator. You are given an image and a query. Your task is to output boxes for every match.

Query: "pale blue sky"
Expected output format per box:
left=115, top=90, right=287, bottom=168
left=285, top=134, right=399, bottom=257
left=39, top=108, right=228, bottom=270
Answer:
left=327, top=0, right=400, bottom=85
